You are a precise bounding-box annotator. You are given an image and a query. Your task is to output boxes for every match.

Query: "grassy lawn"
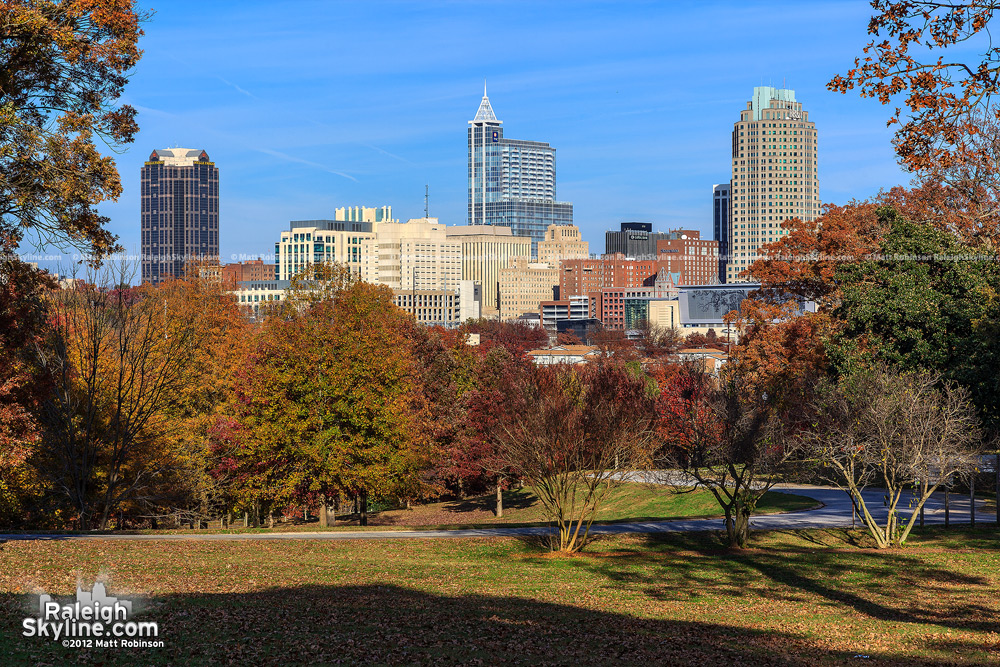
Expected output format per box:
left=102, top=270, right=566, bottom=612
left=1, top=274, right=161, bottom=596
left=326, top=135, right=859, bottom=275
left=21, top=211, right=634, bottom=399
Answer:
left=0, top=526, right=997, bottom=665
left=0, top=483, right=816, bottom=536
left=367, top=483, right=818, bottom=529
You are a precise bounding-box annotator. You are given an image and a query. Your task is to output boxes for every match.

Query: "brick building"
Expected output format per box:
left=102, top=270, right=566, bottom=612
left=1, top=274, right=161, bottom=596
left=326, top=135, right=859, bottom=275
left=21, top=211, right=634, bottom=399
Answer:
left=222, top=259, right=275, bottom=288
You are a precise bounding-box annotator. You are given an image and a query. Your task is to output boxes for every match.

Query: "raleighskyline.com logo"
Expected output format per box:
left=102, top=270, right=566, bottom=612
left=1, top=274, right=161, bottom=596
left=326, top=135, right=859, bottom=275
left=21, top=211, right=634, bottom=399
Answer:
left=22, top=581, right=162, bottom=649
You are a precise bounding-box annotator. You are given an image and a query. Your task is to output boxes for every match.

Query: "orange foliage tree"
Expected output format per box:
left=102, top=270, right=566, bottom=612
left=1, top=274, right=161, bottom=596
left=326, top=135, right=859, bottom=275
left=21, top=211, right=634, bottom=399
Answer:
left=0, top=0, right=147, bottom=256
left=829, top=1, right=1000, bottom=174
left=230, top=278, right=431, bottom=526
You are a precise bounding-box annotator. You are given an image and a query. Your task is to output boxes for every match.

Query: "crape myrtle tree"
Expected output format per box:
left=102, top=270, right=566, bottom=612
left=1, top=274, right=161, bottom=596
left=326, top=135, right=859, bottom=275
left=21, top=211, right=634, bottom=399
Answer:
left=804, top=369, right=982, bottom=548
left=447, top=344, right=528, bottom=518
left=654, top=361, right=802, bottom=549
left=478, top=358, right=657, bottom=553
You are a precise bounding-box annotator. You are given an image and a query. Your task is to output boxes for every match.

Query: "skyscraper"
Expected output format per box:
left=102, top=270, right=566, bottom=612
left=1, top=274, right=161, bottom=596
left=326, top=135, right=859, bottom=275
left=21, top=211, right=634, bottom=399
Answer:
left=712, top=183, right=731, bottom=283
left=727, top=86, right=819, bottom=282
left=467, top=84, right=573, bottom=254
left=141, top=148, right=219, bottom=285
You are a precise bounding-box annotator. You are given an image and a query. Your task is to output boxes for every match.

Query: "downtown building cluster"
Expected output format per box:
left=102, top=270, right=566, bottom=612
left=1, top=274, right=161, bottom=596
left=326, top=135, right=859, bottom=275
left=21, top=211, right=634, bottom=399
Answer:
left=139, top=84, right=817, bottom=339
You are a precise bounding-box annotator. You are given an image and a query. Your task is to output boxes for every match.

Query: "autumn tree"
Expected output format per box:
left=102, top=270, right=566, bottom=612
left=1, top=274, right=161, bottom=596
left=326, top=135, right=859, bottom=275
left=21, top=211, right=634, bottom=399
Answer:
left=483, top=359, right=656, bottom=552
left=655, top=361, right=804, bottom=549
left=35, top=263, right=200, bottom=529
left=555, top=330, right=583, bottom=346
left=804, top=369, right=982, bottom=548
left=461, top=318, right=548, bottom=357
left=830, top=1, right=1000, bottom=175
left=0, top=1, right=146, bottom=256
left=634, top=322, right=683, bottom=359
left=0, top=233, right=52, bottom=525
left=458, top=344, right=536, bottom=517
left=143, top=274, right=251, bottom=525
left=232, top=276, right=429, bottom=526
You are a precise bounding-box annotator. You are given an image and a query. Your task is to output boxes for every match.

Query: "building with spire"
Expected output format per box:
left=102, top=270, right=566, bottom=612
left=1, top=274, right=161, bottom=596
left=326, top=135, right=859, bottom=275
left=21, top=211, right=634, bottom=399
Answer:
left=727, top=86, right=819, bottom=282
left=467, top=83, right=573, bottom=255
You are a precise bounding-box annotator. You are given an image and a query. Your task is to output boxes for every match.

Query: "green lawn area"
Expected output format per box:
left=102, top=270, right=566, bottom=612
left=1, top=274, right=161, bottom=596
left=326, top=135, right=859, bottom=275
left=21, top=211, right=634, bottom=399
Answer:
left=0, top=526, right=998, bottom=665
left=367, top=482, right=818, bottom=529
left=0, top=483, right=818, bottom=536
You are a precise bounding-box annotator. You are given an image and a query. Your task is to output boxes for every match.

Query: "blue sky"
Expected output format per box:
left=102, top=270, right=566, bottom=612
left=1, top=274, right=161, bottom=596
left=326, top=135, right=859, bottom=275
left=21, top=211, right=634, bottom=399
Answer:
left=38, top=0, right=917, bottom=270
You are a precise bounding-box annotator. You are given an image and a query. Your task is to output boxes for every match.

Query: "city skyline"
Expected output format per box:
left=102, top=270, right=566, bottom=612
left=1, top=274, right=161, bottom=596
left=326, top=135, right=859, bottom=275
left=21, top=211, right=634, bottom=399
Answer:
left=21, top=1, right=914, bottom=276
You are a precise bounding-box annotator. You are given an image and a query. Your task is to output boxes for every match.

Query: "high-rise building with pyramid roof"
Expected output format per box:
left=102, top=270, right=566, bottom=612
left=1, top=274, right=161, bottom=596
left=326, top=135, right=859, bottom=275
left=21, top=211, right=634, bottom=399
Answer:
left=467, top=84, right=573, bottom=256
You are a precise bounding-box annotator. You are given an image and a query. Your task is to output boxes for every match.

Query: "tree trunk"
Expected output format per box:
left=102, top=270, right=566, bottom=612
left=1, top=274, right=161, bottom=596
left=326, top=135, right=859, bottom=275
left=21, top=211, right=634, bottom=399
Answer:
left=944, top=487, right=950, bottom=528
left=318, top=494, right=328, bottom=528
left=359, top=489, right=368, bottom=526
left=733, top=508, right=750, bottom=548
left=919, top=481, right=925, bottom=528
left=970, top=475, right=976, bottom=528
left=268, top=511, right=274, bottom=529
left=496, top=483, right=504, bottom=519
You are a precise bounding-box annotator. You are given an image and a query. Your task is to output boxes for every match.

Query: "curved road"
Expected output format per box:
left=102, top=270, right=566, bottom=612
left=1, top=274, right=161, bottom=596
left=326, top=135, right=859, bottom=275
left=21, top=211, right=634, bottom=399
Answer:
left=0, top=484, right=990, bottom=542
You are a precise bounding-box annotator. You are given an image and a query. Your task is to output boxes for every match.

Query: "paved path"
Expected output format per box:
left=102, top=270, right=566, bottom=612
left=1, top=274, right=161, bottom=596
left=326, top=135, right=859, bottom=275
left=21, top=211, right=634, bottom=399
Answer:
left=0, top=484, right=991, bottom=542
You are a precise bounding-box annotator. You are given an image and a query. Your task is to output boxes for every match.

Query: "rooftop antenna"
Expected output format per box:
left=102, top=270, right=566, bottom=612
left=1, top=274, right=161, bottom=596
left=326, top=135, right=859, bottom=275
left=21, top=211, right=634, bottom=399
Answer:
left=484, top=78, right=487, bottom=97
left=424, top=184, right=429, bottom=219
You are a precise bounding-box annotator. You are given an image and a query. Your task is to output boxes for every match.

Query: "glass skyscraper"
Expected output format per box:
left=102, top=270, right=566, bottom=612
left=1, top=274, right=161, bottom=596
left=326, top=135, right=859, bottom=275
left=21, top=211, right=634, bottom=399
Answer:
left=467, top=85, right=573, bottom=255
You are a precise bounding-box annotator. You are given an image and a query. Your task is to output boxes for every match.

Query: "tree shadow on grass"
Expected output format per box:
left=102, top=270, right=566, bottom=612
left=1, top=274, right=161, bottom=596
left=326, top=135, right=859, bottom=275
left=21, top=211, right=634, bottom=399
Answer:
left=572, top=532, right=998, bottom=635
left=441, top=488, right=537, bottom=514
left=0, top=584, right=970, bottom=666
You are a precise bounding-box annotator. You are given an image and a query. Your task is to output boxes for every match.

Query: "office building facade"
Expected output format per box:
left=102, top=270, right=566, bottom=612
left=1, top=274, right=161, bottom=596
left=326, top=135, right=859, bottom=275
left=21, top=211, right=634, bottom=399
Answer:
left=713, top=183, right=731, bottom=283
left=273, top=220, right=376, bottom=281
left=537, top=223, right=589, bottom=268
left=559, top=254, right=659, bottom=299
left=498, top=256, right=559, bottom=321
left=654, top=231, right=721, bottom=286
left=468, top=85, right=573, bottom=254
left=374, top=217, right=462, bottom=292
left=446, top=225, right=531, bottom=318
left=605, top=223, right=669, bottom=259
left=223, top=259, right=275, bottom=288
left=728, top=86, right=819, bottom=282
left=141, top=148, right=219, bottom=285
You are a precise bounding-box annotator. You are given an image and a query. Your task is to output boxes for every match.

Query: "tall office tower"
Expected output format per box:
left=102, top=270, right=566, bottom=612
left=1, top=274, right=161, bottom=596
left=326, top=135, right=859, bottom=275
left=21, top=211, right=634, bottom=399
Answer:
left=141, top=148, right=219, bottom=285
left=713, top=183, right=731, bottom=283
left=728, top=86, right=819, bottom=282
left=467, top=84, right=573, bottom=255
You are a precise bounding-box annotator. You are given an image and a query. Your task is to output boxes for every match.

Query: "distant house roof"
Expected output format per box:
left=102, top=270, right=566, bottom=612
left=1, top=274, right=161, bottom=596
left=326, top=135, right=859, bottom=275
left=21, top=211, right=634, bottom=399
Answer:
left=678, top=347, right=727, bottom=357
left=526, top=345, right=600, bottom=365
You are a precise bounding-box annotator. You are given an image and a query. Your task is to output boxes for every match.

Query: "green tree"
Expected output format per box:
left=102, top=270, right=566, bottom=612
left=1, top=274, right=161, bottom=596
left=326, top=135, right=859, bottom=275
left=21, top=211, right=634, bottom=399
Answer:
left=232, top=277, right=428, bottom=526
left=831, top=206, right=1000, bottom=428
